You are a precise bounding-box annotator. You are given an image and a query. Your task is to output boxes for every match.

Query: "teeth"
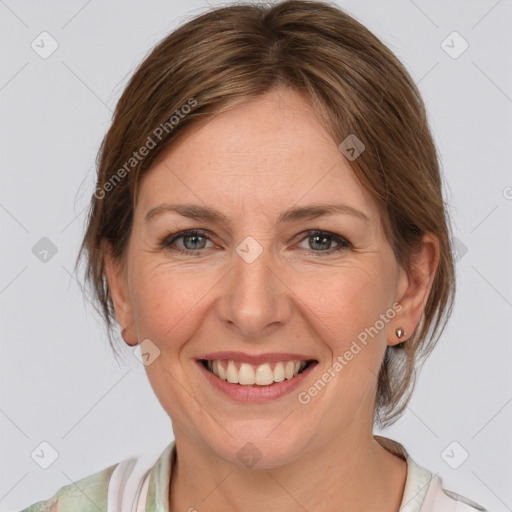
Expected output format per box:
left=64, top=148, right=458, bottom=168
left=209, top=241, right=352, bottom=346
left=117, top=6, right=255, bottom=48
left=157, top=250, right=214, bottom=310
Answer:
left=273, top=362, right=285, bottom=382
left=217, top=361, right=227, bottom=380
left=206, top=359, right=309, bottom=386
left=255, top=363, right=274, bottom=385
left=226, top=360, right=239, bottom=384
left=285, top=361, right=295, bottom=380
left=239, top=363, right=255, bottom=385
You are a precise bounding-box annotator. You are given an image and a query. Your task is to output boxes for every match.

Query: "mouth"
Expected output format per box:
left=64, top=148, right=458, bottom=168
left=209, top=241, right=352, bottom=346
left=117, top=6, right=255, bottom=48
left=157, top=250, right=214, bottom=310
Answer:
left=196, top=357, right=318, bottom=402
left=199, top=358, right=315, bottom=386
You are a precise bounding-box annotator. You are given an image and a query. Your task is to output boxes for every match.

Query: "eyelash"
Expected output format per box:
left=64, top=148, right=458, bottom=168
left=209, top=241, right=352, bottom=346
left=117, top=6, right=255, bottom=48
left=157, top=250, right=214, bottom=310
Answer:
left=159, top=229, right=352, bottom=256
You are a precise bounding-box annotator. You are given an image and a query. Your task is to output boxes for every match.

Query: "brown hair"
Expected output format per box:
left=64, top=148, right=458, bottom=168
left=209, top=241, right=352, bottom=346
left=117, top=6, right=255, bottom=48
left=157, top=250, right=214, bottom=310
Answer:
left=76, top=0, right=456, bottom=428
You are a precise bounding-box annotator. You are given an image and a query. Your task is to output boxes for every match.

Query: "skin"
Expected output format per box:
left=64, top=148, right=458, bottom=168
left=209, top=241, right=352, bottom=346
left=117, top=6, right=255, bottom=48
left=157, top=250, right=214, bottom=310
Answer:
left=104, top=86, right=439, bottom=511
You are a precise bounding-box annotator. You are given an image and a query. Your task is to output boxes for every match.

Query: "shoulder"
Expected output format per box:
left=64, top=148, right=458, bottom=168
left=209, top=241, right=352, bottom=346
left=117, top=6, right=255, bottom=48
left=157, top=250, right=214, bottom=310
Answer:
left=18, top=462, right=118, bottom=512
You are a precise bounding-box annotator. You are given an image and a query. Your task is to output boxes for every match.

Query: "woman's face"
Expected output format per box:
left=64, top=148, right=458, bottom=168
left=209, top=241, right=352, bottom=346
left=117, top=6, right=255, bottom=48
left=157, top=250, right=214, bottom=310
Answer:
left=106, top=86, right=431, bottom=467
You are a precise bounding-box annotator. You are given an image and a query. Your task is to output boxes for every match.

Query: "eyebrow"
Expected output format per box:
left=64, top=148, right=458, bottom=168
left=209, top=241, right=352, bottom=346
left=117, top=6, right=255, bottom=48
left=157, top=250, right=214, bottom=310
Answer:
left=144, top=202, right=370, bottom=225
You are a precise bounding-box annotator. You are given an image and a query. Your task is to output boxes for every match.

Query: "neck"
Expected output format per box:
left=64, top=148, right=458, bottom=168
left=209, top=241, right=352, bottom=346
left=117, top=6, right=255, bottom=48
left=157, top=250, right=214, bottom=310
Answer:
left=169, top=428, right=407, bottom=512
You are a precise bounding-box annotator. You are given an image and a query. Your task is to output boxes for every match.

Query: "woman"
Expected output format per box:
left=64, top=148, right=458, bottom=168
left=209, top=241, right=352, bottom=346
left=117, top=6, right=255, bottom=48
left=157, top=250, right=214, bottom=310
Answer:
left=20, top=0, right=489, bottom=510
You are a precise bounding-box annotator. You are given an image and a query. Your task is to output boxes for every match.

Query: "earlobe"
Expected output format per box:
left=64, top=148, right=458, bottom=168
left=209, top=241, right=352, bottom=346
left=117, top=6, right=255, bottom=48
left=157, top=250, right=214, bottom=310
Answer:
left=121, top=327, right=138, bottom=347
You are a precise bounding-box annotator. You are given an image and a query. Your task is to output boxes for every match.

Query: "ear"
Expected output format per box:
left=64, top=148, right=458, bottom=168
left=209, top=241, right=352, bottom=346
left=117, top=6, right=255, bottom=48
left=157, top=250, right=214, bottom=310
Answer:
left=390, top=233, right=440, bottom=346
left=102, top=240, right=138, bottom=346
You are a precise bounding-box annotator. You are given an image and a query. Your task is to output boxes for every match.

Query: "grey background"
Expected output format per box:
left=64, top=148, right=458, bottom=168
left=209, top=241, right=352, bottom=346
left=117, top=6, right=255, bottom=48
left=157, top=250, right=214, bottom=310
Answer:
left=1, top=0, right=511, bottom=510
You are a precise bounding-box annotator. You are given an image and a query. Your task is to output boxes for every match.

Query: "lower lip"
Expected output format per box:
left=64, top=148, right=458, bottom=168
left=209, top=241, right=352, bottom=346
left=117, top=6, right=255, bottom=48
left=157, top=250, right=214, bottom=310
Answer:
left=196, top=360, right=317, bottom=403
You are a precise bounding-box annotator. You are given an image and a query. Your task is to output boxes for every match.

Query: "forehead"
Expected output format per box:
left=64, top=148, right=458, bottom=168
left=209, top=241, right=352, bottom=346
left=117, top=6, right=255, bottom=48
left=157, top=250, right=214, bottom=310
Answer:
left=137, top=88, right=379, bottom=223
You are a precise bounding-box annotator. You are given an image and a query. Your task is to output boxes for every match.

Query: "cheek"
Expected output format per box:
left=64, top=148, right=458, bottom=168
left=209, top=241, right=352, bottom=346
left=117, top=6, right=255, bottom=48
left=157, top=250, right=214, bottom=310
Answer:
left=129, top=261, right=217, bottom=346
left=299, top=260, right=392, bottom=327
left=294, top=265, right=395, bottom=407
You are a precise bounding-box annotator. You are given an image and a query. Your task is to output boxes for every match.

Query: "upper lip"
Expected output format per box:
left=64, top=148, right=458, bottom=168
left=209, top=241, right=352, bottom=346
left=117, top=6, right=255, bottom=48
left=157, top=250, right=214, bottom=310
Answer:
left=197, top=352, right=317, bottom=365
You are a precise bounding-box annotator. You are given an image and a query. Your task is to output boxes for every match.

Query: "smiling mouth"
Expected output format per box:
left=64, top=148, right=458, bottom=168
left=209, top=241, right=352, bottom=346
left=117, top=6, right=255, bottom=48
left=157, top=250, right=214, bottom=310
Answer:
left=199, top=359, right=316, bottom=386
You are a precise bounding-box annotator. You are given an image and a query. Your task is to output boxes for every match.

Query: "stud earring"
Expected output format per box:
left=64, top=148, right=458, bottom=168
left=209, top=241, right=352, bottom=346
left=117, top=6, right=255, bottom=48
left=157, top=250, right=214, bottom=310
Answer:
left=395, top=327, right=406, bottom=348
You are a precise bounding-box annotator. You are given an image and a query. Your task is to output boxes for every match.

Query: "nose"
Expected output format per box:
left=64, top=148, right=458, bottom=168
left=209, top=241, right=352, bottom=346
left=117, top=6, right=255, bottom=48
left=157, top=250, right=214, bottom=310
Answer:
left=216, top=242, right=292, bottom=339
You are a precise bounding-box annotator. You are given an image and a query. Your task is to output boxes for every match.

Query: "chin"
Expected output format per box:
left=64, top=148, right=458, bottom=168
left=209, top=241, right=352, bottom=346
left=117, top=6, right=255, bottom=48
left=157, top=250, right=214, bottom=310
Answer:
left=207, top=428, right=310, bottom=470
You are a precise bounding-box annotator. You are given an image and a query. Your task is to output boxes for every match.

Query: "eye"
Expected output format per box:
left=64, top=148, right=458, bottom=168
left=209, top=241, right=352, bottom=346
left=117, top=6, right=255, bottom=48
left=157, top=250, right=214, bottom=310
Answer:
left=160, top=229, right=214, bottom=255
left=296, top=230, right=351, bottom=255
